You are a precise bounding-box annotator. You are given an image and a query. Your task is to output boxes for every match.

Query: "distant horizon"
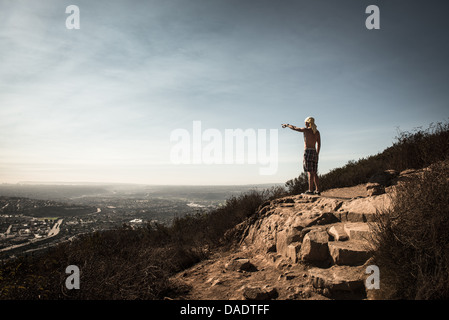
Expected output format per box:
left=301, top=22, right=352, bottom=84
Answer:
left=5, top=180, right=285, bottom=187
left=1, top=119, right=446, bottom=186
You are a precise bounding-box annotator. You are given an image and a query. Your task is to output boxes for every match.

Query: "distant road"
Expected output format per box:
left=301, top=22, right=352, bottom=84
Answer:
left=47, top=218, right=63, bottom=237
left=0, top=218, right=64, bottom=253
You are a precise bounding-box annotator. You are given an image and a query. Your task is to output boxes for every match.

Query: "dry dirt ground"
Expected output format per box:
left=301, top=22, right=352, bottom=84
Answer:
left=320, top=185, right=370, bottom=199
left=171, top=245, right=326, bottom=300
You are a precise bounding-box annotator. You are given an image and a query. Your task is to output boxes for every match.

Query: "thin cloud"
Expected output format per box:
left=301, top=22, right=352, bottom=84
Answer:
left=1, top=0, right=448, bottom=184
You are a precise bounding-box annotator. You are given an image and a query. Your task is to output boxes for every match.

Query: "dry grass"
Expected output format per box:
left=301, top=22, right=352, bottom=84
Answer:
left=371, top=161, right=449, bottom=299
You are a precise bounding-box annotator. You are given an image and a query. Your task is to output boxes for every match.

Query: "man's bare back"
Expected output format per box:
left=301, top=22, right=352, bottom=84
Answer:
left=282, top=125, right=321, bottom=153
left=303, top=128, right=320, bottom=150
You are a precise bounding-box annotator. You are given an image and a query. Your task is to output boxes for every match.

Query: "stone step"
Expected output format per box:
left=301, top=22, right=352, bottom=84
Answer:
left=344, top=222, right=372, bottom=241
left=299, top=229, right=329, bottom=263
left=275, top=219, right=374, bottom=267
left=332, top=211, right=376, bottom=223
left=307, top=265, right=367, bottom=299
left=327, top=225, right=349, bottom=241
left=328, top=222, right=373, bottom=241
left=328, top=240, right=372, bottom=266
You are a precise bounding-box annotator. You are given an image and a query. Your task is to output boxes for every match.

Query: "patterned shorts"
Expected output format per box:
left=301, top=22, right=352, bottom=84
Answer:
left=303, top=148, right=318, bottom=173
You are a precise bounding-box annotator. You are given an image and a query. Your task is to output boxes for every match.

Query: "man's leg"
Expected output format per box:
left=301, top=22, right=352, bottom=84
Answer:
left=308, top=172, right=314, bottom=192
left=312, top=172, right=320, bottom=192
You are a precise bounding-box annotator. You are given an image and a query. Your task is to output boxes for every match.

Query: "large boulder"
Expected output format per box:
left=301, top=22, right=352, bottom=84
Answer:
left=275, top=227, right=302, bottom=257
left=299, top=229, right=330, bottom=263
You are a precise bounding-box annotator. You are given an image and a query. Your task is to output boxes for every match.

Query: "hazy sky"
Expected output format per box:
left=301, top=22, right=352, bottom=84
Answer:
left=1, top=0, right=448, bottom=185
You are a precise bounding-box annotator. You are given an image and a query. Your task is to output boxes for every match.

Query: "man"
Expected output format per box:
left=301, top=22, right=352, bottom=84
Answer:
left=282, top=117, right=321, bottom=195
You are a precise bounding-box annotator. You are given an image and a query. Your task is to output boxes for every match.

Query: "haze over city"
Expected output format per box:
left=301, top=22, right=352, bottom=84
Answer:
left=1, top=0, right=448, bottom=185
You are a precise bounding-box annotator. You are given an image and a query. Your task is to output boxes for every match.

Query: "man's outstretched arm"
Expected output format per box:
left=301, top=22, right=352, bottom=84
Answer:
left=282, top=124, right=304, bottom=132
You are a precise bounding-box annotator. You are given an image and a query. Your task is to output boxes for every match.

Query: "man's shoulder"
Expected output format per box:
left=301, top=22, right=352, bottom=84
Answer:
left=303, top=128, right=314, bottom=134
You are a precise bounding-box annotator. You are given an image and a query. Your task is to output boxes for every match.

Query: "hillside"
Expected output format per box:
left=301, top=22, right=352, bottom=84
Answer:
left=170, top=168, right=411, bottom=300
left=171, top=154, right=449, bottom=301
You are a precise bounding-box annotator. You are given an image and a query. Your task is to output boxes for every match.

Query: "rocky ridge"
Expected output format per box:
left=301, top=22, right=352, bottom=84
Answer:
left=171, top=169, right=418, bottom=300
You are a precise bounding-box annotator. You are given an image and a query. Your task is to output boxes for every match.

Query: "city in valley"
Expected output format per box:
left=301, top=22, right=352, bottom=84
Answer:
left=0, top=183, right=273, bottom=261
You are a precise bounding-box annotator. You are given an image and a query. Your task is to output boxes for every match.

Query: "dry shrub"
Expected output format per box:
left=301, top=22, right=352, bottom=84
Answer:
left=371, top=161, right=449, bottom=299
left=0, top=228, right=191, bottom=300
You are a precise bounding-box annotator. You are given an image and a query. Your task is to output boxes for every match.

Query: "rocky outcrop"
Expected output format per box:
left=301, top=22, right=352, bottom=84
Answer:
left=172, top=170, right=415, bottom=300
left=238, top=177, right=395, bottom=299
left=241, top=193, right=384, bottom=259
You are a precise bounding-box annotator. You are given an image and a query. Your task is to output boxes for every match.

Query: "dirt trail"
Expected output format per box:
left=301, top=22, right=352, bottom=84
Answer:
left=171, top=245, right=328, bottom=300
